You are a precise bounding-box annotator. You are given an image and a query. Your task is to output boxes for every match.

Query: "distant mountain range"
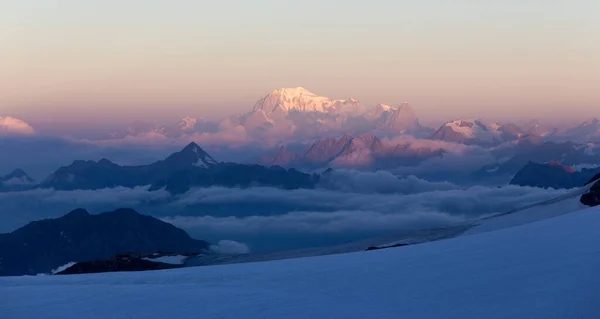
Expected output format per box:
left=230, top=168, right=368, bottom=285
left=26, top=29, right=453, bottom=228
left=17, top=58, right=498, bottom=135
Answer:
left=258, top=134, right=444, bottom=169
left=109, top=87, right=435, bottom=142
left=474, top=141, right=600, bottom=180
left=100, top=87, right=600, bottom=146
left=0, top=142, right=319, bottom=195
left=509, top=161, right=600, bottom=189
left=0, top=208, right=209, bottom=276
left=5, top=88, right=600, bottom=147
left=109, top=117, right=219, bottom=139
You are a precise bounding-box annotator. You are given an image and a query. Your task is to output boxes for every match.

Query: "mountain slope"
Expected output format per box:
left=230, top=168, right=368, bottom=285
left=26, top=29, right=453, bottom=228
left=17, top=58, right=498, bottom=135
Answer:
left=0, top=208, right=209, bottom=276
left=2, top=202, right=599, bottom=318
left=0, top=169, right=33, bottom=186
left=431, top=119, right=521, bottom=145
left=260, top=135, right=444, bottom=169
left=474, top=141, right=600, bottom=180
left=509, top=161, right=600, bottom=189
left=553, top=118, right=600, bottom=142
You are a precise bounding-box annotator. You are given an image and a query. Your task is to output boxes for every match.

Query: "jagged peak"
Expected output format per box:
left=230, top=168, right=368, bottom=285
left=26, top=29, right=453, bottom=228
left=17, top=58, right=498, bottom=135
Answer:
left=182, top=142, right=203, bottom=152
left=176, top=142, right=218, bottom=167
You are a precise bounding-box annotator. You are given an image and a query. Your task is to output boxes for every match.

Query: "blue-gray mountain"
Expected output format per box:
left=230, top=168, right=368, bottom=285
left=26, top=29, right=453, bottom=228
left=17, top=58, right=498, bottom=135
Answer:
left=509, top=161, right=600, bottom=189
left=0, top=208, right=209, bottom=276
left=40, top=142, right=320, bottom=194
left=475, top=141, right=600, bottom=181
left=0, top=169, right=34, bottom=190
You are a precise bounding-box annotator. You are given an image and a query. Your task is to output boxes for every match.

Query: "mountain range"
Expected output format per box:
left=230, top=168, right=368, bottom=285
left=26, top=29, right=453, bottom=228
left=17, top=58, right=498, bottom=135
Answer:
left=5, top=88, right=600, bottom=148
left=474, top=141, right=600, bottom=181
left=431, top=119, right=523, bottom=146
left=509, top=161, right=600, bottom=189
left=101, top=87, right=600, bottom=146
left=105, top=88, right=483, bottom=143
left=258, top=134, right=445, bottom=169
left=25, top=142, right=320, bottom=194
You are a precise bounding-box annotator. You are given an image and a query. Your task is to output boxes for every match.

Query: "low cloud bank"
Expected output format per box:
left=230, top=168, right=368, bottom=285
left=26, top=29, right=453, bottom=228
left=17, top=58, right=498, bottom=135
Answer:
left=318, top=169, right=457, bottom=194
left=210, top=240, right=251, bottom=255
left=0, top=170, right=569, bottom=251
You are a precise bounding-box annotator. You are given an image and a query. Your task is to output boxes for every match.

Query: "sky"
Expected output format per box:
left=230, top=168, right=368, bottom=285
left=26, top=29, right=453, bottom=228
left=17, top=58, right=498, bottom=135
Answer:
left=1, top=0, right=599, bottom=125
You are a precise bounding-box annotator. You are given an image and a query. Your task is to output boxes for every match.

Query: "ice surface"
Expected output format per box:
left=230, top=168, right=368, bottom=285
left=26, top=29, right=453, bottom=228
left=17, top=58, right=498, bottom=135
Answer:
left=2, top=204, right=600, bottom=319
left=464, top=184, right=590, bottom=235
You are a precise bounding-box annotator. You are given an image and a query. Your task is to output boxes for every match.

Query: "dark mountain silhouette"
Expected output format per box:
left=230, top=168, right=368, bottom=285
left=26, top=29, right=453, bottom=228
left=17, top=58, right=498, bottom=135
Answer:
left=40, top=142, right=320, bottom=194
left=509, top=161, right=600, bottom=189
left=581, top=179, right=600, bottom=207
left=148, top=163, right=319, bottom=195
left=0, top=208, right=209, bottom=276
left=55, top=252, right=200, bottom=275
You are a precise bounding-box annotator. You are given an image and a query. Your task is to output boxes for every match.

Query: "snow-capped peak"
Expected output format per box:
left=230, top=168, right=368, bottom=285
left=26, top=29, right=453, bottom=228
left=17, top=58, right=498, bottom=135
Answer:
left=252, top=87, right=360, bottom=115
left=274, top=87, right=314, bottom=98
left=180, top=142, right=219, bottom=168
left=431, top=119, right=506, bottom=145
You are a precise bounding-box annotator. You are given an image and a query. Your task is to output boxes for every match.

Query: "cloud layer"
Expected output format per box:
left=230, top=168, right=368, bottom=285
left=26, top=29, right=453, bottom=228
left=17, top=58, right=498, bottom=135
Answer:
left=0, top=170, right=568, bottom=252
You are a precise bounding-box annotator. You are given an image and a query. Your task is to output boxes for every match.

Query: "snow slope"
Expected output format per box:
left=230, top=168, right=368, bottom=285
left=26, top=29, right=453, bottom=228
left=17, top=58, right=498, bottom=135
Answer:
left=431, top=119, right=518, bottom=145
left=464, top=184, right=590, bottom=235
left=252, top=87, right=360, bottom=115
left=2, top=204, right=600, bottom=318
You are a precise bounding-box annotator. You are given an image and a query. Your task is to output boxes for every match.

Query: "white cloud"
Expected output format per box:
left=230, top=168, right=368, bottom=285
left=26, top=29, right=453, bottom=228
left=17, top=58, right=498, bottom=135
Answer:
left=162, top=210, right=464, bottom=235
left=318, top=169, right=457, bottom=194
left=0, top=171, right=568, bottom=251
left=0, top=117, right=35, bottom=136
left=210, top=240, right=250, bottom=254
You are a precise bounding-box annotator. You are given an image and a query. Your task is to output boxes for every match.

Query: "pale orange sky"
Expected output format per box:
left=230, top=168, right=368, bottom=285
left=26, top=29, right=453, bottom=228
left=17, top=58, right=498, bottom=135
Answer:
left=1, top=0, right=599, bottom=125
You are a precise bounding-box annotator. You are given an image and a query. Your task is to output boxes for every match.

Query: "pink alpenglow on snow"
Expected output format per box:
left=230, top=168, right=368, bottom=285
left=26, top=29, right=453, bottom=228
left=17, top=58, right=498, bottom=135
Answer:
left=0, top=117, right=35, bottom=136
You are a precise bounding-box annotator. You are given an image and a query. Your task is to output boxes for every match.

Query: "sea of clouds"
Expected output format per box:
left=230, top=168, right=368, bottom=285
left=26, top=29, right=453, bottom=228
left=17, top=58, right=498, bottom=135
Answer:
left=0, top=169, right=567, bottom=252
